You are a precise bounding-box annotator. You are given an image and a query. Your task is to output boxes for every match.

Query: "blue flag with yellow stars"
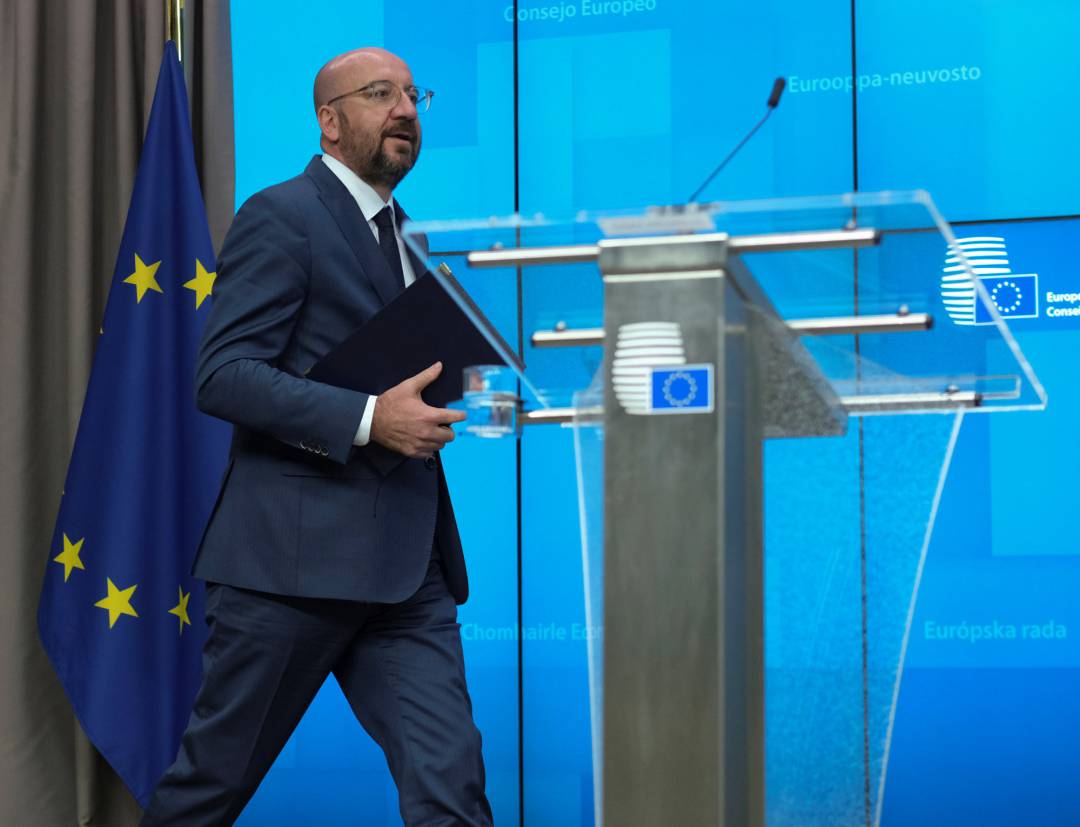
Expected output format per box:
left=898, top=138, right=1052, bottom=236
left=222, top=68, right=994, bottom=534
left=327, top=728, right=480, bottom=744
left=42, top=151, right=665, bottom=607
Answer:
left=37, top=42, right=231, bottom=806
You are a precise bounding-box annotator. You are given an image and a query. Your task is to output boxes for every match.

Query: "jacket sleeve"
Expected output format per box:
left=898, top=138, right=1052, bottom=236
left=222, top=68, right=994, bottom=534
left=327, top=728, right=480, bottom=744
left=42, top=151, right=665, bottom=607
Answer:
left=195, top=190, right=369, bottom=465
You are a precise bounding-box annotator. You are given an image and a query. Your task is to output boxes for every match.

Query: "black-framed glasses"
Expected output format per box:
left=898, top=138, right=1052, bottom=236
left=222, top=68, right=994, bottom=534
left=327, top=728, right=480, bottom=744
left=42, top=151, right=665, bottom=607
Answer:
left=326, top=80, right=434, bottom=113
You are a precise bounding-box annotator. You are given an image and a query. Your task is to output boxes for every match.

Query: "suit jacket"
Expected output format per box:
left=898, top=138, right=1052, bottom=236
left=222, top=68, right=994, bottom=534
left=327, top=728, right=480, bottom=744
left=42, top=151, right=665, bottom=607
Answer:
left=190, top=156, right=468, bottom=604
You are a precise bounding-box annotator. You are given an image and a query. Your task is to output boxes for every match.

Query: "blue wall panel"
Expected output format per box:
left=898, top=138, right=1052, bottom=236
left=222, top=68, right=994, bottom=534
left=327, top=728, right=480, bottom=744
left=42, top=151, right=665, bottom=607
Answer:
left=855, top=0, right=1080, bottom=221
left=883, top=668, right=1080, bottom=827
left=880, top=219, right=1080, bottom=823
left=521, top=426, right=594, bottom=827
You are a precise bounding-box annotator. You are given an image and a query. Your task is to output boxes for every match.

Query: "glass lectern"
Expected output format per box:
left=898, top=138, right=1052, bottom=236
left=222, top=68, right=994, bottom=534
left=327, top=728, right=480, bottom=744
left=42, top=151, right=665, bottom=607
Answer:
left=403, top=191, right=1045, bottom=827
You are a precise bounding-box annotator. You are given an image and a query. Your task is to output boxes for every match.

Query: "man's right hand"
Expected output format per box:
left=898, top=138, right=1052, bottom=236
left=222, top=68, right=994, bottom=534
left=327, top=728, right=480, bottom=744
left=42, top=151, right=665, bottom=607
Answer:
left=369, top=362, right=468, bottom=459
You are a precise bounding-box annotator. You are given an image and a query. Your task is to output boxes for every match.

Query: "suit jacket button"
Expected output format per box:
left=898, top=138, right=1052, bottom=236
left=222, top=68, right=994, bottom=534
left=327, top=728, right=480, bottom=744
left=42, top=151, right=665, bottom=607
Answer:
left=424, top=456, right=436, bottom=470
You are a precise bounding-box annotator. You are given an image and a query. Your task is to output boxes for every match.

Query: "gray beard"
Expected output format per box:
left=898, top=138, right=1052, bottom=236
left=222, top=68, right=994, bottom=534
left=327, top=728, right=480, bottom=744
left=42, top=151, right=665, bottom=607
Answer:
left=337, top=109, right=420, bottom=191
left=366, top=141, right=417, bottom=189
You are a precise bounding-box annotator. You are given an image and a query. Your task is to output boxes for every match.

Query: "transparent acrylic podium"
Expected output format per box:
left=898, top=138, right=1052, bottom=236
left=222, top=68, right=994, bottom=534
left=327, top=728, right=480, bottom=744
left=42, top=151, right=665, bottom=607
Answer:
left=403, top=192, right=1045, bottom=827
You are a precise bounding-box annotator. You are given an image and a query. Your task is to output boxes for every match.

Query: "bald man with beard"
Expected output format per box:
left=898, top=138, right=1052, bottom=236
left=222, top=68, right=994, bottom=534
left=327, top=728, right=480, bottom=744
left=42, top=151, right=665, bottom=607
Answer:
left=140, top=48, right=493, bottom=826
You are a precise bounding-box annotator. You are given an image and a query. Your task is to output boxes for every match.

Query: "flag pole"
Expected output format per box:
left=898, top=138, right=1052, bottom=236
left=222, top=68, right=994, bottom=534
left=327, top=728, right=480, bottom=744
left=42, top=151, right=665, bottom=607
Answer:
left=165, top=0, right=184, bottom=62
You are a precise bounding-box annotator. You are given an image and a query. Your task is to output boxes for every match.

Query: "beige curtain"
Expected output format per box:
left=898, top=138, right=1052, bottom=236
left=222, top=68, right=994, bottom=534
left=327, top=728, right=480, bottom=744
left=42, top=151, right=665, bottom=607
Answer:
left=0, top=1, right=233, bottom=823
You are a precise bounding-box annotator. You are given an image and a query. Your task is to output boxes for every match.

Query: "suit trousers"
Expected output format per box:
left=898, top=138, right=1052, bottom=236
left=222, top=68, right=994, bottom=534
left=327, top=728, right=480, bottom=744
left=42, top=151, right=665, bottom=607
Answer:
left=141, top=550, right=493, bottom=826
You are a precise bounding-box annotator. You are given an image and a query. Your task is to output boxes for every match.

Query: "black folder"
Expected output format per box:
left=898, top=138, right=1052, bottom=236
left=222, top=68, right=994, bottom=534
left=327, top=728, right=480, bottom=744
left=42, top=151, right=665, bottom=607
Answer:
left=306, top=265, right=524, bottom=407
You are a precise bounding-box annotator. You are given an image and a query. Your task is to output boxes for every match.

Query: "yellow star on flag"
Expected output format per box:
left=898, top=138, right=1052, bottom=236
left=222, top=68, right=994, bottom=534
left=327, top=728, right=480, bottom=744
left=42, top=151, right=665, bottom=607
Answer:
left=123, top=253, right=164, bottom=303
left=94, top=578, right=139, bottom=628
left=53, top=533, right=86, bottom=582
left=168, top=586, right=192, bottom=634
left=182, top=258, right=217, bottom=309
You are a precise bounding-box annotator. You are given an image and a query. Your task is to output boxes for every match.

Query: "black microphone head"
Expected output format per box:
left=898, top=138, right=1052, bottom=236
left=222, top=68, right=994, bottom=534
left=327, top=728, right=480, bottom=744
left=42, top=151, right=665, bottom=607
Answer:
left=767, top=77, right=786, bottom=109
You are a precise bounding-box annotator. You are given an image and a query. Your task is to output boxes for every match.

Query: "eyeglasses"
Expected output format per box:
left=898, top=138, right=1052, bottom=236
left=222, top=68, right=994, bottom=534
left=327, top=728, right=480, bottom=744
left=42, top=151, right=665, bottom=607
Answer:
left=326, top=80, right=434, bottom=113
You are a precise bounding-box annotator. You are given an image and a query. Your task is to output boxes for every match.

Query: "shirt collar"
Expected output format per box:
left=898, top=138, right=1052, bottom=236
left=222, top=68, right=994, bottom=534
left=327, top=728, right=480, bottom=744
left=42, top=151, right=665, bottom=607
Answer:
left=321, top=153, right=393, bottom=225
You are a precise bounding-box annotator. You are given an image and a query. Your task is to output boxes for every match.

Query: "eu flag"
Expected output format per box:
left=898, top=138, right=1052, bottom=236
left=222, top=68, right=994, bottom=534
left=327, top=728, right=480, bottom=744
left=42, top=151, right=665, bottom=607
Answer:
left=650, top=365, right=715, bottom=414
left=37, top=42, right=231, bottom=805
left=974, top=273, right=1040, bottom=324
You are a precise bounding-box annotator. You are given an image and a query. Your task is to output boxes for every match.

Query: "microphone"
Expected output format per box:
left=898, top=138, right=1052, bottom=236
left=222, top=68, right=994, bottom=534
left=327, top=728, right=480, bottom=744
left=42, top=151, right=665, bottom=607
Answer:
left=686, top=77, right=786, bottom=204
left=767, top=76, right=786, bottom=108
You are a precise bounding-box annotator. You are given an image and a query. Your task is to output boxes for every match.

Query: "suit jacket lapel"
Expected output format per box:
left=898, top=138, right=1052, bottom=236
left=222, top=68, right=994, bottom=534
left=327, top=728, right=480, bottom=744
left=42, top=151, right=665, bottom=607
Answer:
left=305, top=157, right=401, bottom=307
left=304, top=160, right=436, bottom=477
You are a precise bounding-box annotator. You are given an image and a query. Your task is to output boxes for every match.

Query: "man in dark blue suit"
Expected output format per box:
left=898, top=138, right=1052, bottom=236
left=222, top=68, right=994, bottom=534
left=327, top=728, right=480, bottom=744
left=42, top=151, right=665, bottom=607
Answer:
left=142, top=47, right=492, bottom=826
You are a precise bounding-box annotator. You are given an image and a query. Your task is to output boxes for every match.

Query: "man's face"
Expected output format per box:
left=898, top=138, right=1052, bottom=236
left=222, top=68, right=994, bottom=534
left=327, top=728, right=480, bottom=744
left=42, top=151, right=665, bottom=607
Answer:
left=331, top=56, right=422, bottom=191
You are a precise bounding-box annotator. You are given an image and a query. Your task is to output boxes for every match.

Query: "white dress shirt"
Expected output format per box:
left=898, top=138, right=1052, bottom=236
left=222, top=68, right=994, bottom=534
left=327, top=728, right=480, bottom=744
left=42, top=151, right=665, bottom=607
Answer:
left=320, top=153, right=418, bottom=447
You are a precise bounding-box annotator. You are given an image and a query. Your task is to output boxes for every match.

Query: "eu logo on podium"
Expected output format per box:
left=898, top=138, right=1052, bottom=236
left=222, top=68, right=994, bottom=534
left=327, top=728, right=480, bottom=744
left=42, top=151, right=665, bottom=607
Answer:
left=649, top=365, right=715, bottom=414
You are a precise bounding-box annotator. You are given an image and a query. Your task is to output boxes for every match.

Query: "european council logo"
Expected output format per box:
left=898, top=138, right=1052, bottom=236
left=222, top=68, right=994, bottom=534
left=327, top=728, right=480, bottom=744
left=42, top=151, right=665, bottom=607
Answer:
left=940, top=236, right=1039, bottom=325
left=610, top=322, right=714, bottom=415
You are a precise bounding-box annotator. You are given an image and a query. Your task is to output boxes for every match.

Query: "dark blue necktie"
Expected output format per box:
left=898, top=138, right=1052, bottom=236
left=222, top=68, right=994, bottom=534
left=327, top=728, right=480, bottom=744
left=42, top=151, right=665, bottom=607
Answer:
left=373, top=206, right=406, bottom=297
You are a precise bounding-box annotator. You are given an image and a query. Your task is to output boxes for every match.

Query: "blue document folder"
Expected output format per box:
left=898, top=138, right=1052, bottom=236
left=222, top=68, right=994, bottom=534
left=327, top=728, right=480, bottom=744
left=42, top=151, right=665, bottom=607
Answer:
left=307, top=265, right=523, bottom=407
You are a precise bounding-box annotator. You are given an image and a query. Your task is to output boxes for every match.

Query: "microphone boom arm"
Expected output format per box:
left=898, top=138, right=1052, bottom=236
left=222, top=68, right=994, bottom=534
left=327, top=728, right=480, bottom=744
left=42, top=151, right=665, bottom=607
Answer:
left=686, top=77, right=786, bottom=204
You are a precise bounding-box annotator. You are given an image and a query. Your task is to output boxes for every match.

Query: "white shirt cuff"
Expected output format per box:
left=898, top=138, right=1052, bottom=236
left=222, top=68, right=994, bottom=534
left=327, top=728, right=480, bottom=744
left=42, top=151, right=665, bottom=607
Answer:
left=353, top=395, right=377, bottom=446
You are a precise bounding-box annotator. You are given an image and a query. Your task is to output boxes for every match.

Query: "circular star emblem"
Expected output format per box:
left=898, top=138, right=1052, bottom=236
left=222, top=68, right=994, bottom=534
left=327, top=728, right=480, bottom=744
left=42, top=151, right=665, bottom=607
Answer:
left=990, top=280, right=1023, bottom=313
left=662, top=371, right=697, bottom=407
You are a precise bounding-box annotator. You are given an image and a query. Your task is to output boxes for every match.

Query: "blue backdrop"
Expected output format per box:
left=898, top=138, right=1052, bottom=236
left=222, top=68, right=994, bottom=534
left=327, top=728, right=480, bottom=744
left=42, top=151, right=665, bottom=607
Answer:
left=229, top=2, right=1078, bottom=824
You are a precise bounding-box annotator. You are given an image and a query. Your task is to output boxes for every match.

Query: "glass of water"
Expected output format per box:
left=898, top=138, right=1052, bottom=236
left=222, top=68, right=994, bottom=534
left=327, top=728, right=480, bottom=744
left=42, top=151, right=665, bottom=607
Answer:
left=461, top=365, right=519, bottom=437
